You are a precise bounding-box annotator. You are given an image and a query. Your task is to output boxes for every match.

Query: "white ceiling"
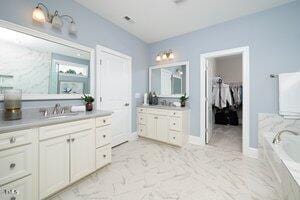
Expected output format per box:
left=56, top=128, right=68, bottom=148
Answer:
left=75, top=0, right=294, bottom=43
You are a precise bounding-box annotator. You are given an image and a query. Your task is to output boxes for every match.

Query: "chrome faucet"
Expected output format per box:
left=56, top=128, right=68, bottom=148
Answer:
left=272, top=130, right=300, bottom=144
left=52, top=103, right=61, bottom=115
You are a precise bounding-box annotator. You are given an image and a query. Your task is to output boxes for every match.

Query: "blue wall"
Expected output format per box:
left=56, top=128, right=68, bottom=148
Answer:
left=149, top=1, right=300, bottom=148
left=0, top=0, right=149, bottom=132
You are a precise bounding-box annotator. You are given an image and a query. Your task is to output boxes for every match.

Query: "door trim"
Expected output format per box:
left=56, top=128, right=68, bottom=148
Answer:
left=95, top=45, right=132, bottom=146
left=199, top=46, right=251, bottom=157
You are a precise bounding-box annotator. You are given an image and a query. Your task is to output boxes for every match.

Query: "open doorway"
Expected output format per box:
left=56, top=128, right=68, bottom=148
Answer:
left=200, top=47, right=250, bottom=155
left=206, top=55, right=243, bottom=151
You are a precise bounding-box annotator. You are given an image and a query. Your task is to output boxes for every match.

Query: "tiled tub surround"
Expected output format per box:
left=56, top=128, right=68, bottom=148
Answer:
left=50, top=138, right=280, bottom=200
left=259, top=113, right=300, bottom=199
left=0, top=108, right=113, bottom=200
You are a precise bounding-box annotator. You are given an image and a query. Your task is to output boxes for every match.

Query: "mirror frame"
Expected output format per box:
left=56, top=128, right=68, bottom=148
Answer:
left=0, top=20, right=95, bottom=101
left=149, top=61, right=189, bottom=98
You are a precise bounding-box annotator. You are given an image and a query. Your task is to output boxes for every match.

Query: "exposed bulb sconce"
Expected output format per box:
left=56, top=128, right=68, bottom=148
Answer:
left=156, top=50, right=175, bottom=62
left=32, top=3, right=77, bottom=35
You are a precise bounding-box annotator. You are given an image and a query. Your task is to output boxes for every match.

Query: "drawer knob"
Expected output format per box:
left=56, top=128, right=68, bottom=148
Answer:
left=10, top=163, right=16, bottom=169
left=173, top=113, right=176, bottom=115
left=67, top=139, right=70, bottom=143
left=140, top=118, right=143, bottom=120
left=103, top=120, right=106, bottom=123
left=103, top=154, right=106, bottom=158
left=173, top=137, right=176, bottom=139
left=11, top=197, right=16, bottom=200
left=71, top=138, right=75, bottom=142
left=10, top=137, right=16, bottom=144
left=173, top=123, right=176, bottom=125
left=103, top=135, right=106, bottom=138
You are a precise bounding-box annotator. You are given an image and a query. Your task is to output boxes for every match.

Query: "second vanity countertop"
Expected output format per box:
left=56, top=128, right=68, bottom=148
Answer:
left=0, top=109, right=113, bottom=134
left=137, top=104, right=190, bottom=111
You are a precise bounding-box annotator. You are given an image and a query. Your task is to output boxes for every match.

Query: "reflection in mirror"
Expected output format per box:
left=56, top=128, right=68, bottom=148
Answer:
left=150, top=62, right=188, bottom=97
left=0, top=26, right=91, bottom=95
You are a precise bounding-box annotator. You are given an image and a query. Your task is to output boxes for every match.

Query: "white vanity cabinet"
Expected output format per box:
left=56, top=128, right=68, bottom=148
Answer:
left=39, top=119, right=96, bottom=199
left=0, top=129, right=38, bottom=200
left=137, top=106, right=190, bottom=146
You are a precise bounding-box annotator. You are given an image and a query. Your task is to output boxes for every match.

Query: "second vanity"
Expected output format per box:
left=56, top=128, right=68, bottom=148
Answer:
left=137, top=105, right=190, bottom=146
left=0, top=109, right=113, bottom=200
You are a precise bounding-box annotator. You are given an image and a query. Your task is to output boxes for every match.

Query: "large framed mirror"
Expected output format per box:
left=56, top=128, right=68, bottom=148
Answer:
left=149, top=61, right=189, bottom=98
left=0, top=20, right=94, bottom=100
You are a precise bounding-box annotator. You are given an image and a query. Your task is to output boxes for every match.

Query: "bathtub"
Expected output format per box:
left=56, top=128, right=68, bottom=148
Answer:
left=263, top=132, right=300, bottom=200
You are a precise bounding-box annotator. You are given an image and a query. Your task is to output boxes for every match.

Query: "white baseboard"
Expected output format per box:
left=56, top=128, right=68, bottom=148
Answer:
left=244, top=147, right=258, bottom=159
left=189, top=135, right=203, bottom=145
left=129, top=132, right=138, bottom=141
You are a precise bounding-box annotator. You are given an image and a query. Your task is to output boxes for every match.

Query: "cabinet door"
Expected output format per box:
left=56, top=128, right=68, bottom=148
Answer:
left=70, top=130, right=95, bottom=183
left=146, top=114, right=157, bottom=139
left=39, top=135, right=70, bottom=199
left=156, top=115, right=169, bottom=142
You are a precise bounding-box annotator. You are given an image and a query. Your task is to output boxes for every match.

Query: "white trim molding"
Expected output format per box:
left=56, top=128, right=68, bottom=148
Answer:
left=245, top=147, right=258, bottom=159
left=189, top=135, right=203, bottom=145
left=199, top=46, right=251, bottom=157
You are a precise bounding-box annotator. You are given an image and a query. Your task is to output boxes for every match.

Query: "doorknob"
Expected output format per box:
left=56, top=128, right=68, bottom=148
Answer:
left=125, top=103, right=130, bottom=106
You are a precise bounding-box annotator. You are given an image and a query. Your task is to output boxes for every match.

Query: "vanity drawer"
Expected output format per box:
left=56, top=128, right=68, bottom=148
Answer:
left=147, top=108, right=168, bottom=116
left=168, top=131, right=182, bottom=146
left=0, top=145, right=32, bottom=185
left=0, top=129, right=35, bottom=151
left=137, top=107, right=147, bottom=113
left=169, top=117, right=182, bottom=132
left=169, top=111, right=182, bottom=117
left=39, top=119, right=94, bottom=141
left=96, top=126, right=111, bottom=148
left=0, top=175, right=33, bottom=200
left=138, top=113, right=146, bottom=125
left=96, top=145, right=111, bottom=169
left=138, top=124, right=146, bottom=136
left=96, top=116, right=111, bottom=127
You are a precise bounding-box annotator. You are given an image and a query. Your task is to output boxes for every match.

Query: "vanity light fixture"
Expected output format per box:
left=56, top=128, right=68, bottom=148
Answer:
left=32, top=3, right=77, bottom=35
left=155, top=50, right=175, bottom=62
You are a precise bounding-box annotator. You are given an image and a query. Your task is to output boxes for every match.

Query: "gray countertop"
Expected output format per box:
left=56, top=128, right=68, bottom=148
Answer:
left=137, top=104, right=190, bottom=111
left=0, top=109, right=113, bottom=134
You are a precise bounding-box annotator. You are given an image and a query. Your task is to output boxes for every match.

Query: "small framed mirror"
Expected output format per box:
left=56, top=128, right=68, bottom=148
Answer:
left=0, top=21, right=94, bottom=100
left=149, top=61, right=189, bottom=98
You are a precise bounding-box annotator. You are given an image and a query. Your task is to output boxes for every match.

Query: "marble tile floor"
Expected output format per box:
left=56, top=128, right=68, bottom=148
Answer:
left=209, top=125, right=243, bottom=152
left=51, top=138, right=280, bottom=200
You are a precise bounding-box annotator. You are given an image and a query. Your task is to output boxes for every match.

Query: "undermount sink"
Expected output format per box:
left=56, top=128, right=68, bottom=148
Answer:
left=45, top=112, right=79, bottom=119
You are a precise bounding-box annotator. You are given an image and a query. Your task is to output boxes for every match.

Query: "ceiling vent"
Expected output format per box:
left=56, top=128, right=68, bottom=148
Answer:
left=172, top=0, right=186, bottom=4
left=123, top=16, right=135, bottom=24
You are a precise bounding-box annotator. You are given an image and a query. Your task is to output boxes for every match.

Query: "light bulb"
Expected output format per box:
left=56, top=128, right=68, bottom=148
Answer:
left=156, top=54, right=161, bottom=62
left=69, top=21, right=77, bottom=35
left=169, top=52, right=174, bottom=59
left=32, top=7, right=46, bottom=23
left=162, top=53, right=168, bottom=60
left=52, top=13, right=63, bottom=29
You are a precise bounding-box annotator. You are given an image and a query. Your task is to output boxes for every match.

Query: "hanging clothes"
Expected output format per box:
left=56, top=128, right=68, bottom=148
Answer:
left=212, top=83, right=232, bottom=109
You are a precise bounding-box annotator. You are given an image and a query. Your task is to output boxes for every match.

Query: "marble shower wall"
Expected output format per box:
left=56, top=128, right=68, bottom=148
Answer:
left=0, top=41, right=51, bottom=94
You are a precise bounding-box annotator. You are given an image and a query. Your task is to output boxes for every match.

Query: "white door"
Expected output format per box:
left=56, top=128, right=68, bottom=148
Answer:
left=97, top=46, right=131, bottom=147
left=156, top=115, right=168, bottom=142
left=39, top=135, right=70, bottom=199
left=205, top=59, right=214, bottom=144
left=70, top=130, right=95, bottom=183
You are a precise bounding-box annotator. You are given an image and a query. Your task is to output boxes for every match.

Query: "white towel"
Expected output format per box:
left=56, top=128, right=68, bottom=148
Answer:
left=279, top=72, right=300, bottom=117
left=71, top=105, right=86, bottom=112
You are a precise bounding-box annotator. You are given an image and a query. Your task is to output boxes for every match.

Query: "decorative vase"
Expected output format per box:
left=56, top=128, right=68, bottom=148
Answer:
left=86, top=102, right=93, bottom=111
left=181, top=101, right=185, bottom=107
